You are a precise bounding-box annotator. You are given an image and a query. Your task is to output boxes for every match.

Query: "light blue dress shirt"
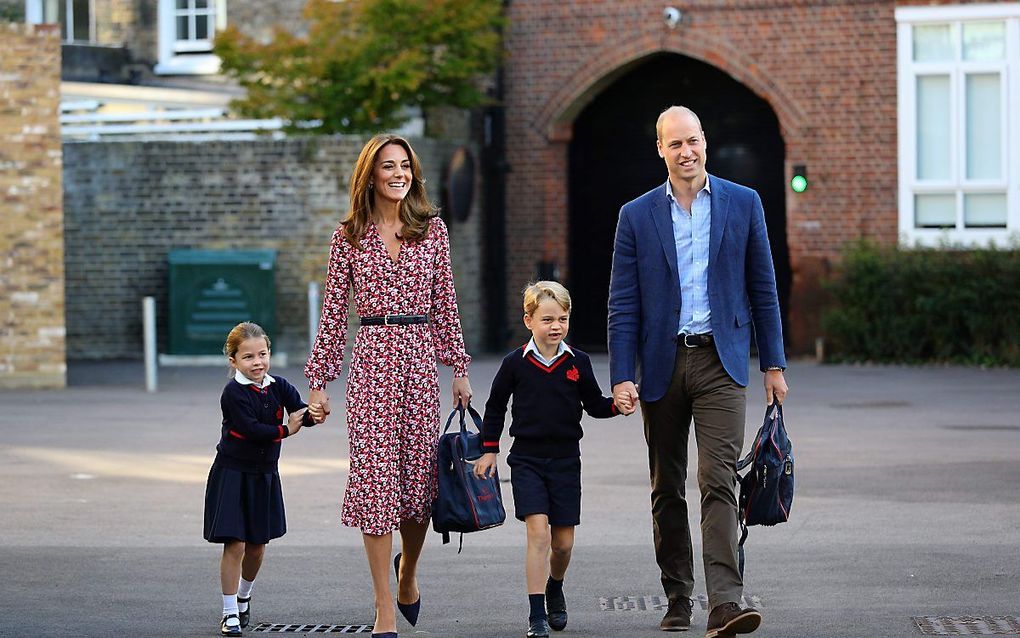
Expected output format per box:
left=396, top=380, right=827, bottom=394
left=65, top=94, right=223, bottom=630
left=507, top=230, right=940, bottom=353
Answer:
left=666, top=178, right=712, bottom=335
left=523, top=337, right=573, bottom=366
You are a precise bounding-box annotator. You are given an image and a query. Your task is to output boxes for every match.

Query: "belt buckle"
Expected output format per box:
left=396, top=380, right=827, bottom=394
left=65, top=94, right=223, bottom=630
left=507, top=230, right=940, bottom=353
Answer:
left=682, top=333, right=697, bottom=348
left=384, top=314, right=394, bottom=326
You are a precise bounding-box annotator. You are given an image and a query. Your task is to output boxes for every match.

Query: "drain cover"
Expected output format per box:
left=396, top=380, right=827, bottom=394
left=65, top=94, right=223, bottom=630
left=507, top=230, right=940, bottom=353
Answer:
left=599, top=593, right=762, bottom=611
left=913, top=616, right=1020, bottom=635
left=251, top=623, right=373, bottom=633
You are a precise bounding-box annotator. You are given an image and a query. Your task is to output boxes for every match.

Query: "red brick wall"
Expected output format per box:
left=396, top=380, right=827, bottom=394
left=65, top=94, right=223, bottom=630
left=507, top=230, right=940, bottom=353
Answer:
left=503, top=0, right=992, bottom=352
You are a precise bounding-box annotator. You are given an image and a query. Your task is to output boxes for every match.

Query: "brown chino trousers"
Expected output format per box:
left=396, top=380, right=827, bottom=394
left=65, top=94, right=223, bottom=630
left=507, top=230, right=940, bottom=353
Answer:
left=640, top=343, right=746, bottom=610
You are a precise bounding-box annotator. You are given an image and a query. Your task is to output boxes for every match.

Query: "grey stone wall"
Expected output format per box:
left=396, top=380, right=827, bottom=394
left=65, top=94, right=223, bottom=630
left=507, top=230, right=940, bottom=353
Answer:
left=62, top=135, right=484, bottom=362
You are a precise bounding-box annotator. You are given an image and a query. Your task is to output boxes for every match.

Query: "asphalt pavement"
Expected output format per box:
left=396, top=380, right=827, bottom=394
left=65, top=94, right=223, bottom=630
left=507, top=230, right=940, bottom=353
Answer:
left=1, top=356, right=1018, bottom=638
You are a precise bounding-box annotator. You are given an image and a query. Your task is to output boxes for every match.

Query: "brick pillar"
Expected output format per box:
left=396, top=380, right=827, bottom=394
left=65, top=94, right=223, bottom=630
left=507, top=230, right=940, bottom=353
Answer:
left=0, top=23, right=66, bottom=389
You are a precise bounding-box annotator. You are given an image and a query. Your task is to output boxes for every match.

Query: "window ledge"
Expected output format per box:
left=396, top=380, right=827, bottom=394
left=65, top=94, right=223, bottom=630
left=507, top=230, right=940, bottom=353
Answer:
left=154, top=54, right=221, bottom=76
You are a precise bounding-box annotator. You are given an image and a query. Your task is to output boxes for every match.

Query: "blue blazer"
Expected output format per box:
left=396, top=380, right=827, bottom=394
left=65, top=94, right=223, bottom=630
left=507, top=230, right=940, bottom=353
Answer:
left=608, top=175, right=786, bottom=402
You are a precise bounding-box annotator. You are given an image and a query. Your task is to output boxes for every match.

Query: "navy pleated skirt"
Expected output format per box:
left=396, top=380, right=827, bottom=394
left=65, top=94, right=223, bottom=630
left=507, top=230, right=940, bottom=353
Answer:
left=203, top=462, right=286, bottom=544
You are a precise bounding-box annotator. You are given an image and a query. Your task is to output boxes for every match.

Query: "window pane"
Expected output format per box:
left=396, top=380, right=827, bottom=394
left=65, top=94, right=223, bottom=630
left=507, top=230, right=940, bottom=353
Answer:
left=964, top=194, right=1007, bottom=228
left=913, top=24, right=953, bottom=62
left=57, top=0, right=67, bottom=38
left=916, top=75, right=951, bottom=181
left=176, top=0, right=189, bottom=10
left=42, top=0, right=59, bottom=22
left=195, top=14, right=209, bottom=40
left=177, top=15, right=189, bottom=39
left=915, top=194, right=956, bottom=228
left=966, top=73, right=1001, bottom=180
left=72, top=0, right=89, bottom=41
left=962, top=21, right=1005, bottom=61
left=196, top=0, right=209, bottom=8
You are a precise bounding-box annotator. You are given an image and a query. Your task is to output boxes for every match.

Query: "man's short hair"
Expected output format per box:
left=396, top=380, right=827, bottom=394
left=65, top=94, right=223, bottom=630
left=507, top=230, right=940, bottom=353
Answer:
left=656, top=106, right=704, bottom=140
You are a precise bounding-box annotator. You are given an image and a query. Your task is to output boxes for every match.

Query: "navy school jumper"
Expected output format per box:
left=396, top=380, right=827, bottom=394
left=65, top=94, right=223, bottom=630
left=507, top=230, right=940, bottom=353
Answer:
left=214, top=375, right=312, bottom=473
left=481, top=346, right=619, bottom=459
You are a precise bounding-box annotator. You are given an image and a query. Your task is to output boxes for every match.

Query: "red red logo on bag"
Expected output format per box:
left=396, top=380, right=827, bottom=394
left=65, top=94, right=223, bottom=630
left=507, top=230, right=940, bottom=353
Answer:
left=566, top=366, right=580, bottom=382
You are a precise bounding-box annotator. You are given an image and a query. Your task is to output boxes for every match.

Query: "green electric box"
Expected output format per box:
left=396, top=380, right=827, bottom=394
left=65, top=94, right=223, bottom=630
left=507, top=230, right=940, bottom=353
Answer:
left=167, top=249, right=276, bottom=355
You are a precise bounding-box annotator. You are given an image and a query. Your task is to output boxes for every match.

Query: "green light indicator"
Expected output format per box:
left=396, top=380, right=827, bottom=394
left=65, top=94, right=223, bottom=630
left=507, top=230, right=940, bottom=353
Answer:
left=791, top=164, right=808, bottom=193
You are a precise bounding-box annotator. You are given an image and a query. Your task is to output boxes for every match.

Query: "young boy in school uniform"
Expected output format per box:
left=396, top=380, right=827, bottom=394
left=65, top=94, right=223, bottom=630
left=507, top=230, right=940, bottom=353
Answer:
left=474, top=281, right=629, bottom=638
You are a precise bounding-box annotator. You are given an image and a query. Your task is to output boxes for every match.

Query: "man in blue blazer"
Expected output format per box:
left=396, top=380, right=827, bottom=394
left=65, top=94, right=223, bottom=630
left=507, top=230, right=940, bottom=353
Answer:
left=608, top=106, right=788, bottom=637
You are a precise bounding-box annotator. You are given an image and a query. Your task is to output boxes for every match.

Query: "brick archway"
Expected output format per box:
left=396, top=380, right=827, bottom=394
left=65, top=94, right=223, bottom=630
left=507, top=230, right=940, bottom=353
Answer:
left=533, top=32, right=806, bottom=145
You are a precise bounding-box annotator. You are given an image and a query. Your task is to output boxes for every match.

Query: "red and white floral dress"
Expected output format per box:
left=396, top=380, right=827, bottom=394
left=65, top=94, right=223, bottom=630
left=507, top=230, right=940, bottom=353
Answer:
left=305, top=217, right=471, bottom=536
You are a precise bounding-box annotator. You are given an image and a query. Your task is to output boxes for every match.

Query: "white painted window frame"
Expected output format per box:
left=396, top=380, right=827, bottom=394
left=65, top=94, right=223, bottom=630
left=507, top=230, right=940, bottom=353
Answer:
left=896, top=4, right=1020, bottom=247
left=24, top=0, right=96, bottom=43
left=154, top=0, right=227, bottom=76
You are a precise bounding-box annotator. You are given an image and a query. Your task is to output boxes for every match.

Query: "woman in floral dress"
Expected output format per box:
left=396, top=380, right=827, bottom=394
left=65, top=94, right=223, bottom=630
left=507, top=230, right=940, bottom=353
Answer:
left=305, top=134, right=472, bottom=637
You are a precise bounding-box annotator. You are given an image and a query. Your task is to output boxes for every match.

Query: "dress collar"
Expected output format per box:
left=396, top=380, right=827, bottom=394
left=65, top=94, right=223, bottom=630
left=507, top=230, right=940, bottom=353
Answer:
left=234, top=370, right=275, bottom=389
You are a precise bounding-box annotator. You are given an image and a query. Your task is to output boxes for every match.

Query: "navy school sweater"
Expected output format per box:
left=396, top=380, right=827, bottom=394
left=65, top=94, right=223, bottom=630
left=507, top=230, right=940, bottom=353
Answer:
left=215, top=375, right=311, bottom=472
left=481, top=346, right=619, bottom=458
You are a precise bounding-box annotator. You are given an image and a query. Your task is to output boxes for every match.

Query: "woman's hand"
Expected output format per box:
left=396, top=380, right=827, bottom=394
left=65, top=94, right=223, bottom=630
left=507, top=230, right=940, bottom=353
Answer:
left=452, top=376, right=473, bottom=409
left=473, top=452, right=497, bottom=479
left=307, top=402, right=326, bottom=424
left=309, top=389, right=331, bottom=421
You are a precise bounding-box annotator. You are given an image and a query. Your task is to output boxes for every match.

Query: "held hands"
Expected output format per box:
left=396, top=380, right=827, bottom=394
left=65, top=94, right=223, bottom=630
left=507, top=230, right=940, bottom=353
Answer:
left=309, top=389, right=331, bottom=423
left=765, top=370, right=788, bottom=405
left=307, top=402, right=326, bottom=424
left=612, top=381, right=639, bottom=416
left=452, top=376, right=473, bottom=409
left=473, top=452, right=497, bottom=479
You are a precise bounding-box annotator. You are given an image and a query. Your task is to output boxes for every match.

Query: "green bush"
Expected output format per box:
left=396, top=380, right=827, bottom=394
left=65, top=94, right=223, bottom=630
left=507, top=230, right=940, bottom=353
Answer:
left=822, top=241, right=1020, bottom=366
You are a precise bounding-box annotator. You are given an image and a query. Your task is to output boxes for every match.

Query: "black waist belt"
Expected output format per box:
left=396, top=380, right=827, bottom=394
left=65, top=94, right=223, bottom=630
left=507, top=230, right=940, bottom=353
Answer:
left=678, top=332, right=714, bottom=348
left=359, top=314, right=429, bottom=326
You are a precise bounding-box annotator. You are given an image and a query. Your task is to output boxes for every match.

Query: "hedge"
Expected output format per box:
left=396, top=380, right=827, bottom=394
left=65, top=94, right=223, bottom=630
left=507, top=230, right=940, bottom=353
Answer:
left=822, top=241, right=1020, bottom=366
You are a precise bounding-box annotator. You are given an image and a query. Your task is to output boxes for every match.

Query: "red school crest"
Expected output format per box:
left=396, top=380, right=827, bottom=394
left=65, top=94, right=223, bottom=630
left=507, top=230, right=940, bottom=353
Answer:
left=566, top=366, right=580, bottom=382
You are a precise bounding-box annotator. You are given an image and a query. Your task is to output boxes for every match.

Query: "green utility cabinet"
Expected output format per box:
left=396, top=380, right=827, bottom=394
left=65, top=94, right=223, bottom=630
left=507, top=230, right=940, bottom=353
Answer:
left=167, top=249, right=276, bottom=355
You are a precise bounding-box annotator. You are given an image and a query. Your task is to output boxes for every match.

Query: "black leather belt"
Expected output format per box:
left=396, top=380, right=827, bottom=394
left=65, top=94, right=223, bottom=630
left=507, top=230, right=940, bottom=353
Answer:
left=678, top=332, right=714, bottom=348
left=359, top=314, right=429, bottom=326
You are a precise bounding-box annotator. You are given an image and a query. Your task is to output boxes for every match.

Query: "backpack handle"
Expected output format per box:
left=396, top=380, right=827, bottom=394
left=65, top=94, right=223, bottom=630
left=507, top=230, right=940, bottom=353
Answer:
left=442, top=404, right=484, bottom=461
left=736, top=403, right=783, bottom=472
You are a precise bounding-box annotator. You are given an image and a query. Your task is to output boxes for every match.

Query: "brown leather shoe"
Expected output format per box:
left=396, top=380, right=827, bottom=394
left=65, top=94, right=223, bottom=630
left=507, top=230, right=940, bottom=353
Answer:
left=659, top=597, right=693, bottom=631
left=705, top=602, right=761, bottom=638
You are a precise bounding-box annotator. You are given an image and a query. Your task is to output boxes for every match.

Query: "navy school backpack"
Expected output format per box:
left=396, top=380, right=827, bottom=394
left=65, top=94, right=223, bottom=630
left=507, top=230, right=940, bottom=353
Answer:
left=432, top=405, right=506, bottom=551
left=736, top=402, right=794, bottom=576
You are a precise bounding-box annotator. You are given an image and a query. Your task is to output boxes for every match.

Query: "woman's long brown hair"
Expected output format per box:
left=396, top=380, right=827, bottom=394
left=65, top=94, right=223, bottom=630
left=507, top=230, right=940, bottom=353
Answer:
left=342, top=134, right=438, bottom=250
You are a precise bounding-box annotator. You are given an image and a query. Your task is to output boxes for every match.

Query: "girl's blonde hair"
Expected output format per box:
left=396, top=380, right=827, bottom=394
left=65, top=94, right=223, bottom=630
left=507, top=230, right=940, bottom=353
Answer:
left=522, top=281, right=571, bottom=316
left=341, top=134, right=438, bottom=250
left=223, top=322, right=271, bottom=361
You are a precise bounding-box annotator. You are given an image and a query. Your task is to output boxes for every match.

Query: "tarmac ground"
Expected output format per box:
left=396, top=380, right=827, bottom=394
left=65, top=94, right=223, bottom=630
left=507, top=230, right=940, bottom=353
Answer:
left=1, top=356, right=1018, bottom=638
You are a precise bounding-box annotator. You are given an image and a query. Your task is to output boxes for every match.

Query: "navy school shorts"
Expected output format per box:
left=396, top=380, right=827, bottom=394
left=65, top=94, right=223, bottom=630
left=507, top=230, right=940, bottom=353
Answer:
left=506, top=452, right=581, bottom=527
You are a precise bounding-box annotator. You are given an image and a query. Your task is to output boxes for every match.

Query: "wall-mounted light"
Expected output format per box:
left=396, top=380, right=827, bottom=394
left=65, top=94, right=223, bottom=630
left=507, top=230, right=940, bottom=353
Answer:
left=791, top=164, right=808, bottom=193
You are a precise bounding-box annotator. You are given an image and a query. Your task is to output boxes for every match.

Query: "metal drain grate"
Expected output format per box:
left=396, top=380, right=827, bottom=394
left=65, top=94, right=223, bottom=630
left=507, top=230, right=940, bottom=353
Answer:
left=251, top=623, right=373, bottom=633
left=599, top=593, right=762, bottom=611
left=913, top=616, right=1020, bottom=635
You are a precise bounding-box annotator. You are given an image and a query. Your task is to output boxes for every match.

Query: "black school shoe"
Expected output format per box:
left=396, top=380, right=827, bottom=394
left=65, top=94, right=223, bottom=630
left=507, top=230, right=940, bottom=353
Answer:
left=237, top=596, right=251, bottom=628
left=220, top=613, right=242, bottom=637
left=527, top=618, right=551, bottom=638
left=545, top=583, right=567, bottom=631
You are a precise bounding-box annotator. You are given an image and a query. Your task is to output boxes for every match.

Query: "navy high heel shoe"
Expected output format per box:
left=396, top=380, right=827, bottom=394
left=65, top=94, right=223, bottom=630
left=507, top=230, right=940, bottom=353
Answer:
left=371, top=633, right=398, bottom=638
left=393, top=553, right=421, bottom=626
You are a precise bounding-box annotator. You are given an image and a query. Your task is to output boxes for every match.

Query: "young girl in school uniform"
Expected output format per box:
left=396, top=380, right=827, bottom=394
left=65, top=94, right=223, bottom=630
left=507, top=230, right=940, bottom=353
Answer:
left=203, top=322, right=323, bottom=636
